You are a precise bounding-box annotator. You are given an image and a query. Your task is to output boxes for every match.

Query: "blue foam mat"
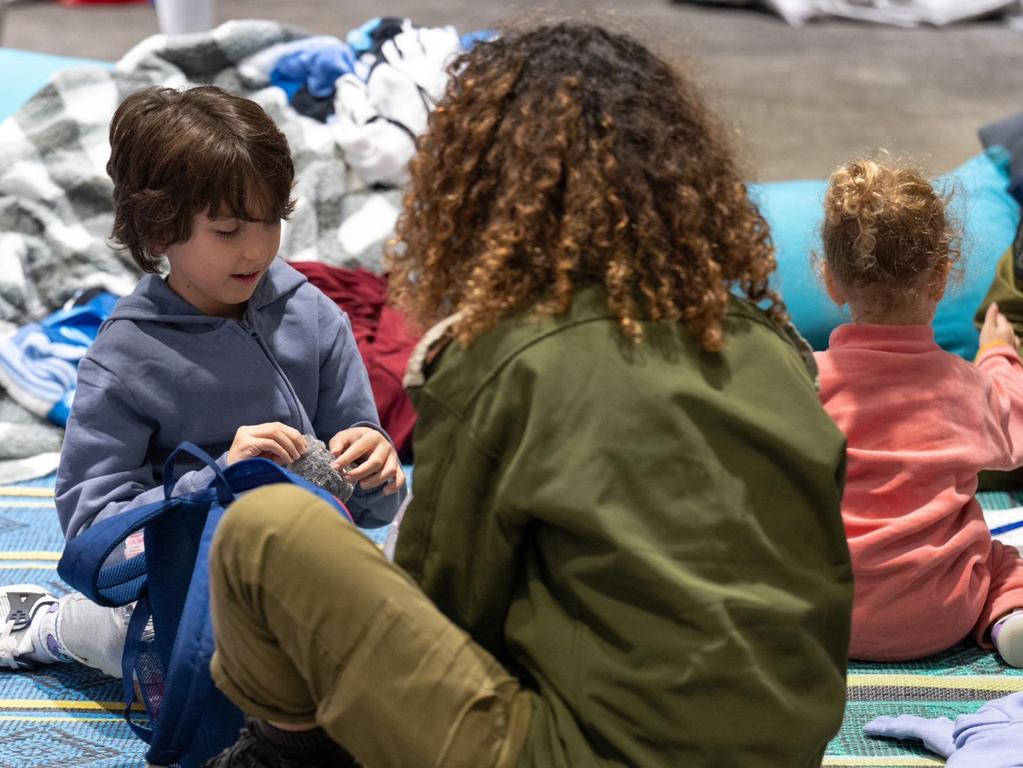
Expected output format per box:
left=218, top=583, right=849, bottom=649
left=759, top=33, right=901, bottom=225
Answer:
left=0, top=48, right=112, bottom=125
left=2, top=475, right=1021, bottom=766
left=0, top=471, right=396, bottom=767
left=0, top=473, right=146, bottom=767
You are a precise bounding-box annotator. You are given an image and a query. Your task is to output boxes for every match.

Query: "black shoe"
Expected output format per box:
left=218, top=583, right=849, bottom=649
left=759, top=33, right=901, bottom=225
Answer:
left=203, top=720, right=359, bottom=768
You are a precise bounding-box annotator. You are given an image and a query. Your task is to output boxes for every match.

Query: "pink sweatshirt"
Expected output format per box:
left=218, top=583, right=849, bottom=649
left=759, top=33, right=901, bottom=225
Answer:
left=816, top=323, right=1023, bottom=660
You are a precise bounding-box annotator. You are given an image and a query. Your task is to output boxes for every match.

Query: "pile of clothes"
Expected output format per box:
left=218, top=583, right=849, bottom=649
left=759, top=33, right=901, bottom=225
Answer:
left=256, top=17, right=493, bottom=188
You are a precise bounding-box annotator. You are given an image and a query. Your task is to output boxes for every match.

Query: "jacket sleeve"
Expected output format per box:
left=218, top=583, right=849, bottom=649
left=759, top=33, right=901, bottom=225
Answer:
left=976, top=343, right=1023, bottom=469
left=55, top=357, right=225, bottom=541
left=311, top=294, right=405, bottom=528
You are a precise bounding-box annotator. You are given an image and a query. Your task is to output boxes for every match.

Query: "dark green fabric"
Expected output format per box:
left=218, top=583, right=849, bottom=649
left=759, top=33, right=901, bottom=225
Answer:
left=395, top=289, right=854, bottom=768
left=974, top=236, right=1023, bottom=491
left=973, top=239, right=1023, bottom=337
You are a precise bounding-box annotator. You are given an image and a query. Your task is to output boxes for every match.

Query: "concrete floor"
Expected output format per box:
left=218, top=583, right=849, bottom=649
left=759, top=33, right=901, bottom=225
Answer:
left=2, top=0, right=1022, bottom=180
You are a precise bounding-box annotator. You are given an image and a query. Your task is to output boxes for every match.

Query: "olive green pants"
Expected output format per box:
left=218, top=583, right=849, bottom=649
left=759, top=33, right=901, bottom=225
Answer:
left=975, top=239, right=1023, bottom=333
left=208, top=484, right=532, bottom=768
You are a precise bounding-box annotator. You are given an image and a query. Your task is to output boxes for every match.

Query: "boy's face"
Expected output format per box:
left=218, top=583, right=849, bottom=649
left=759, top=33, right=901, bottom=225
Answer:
left=163, top=208, right=282, bottom=318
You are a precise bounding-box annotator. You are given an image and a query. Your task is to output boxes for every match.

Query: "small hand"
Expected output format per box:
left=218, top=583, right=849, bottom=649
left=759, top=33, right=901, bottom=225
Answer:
left=329, top=427, right=405, bottom=496
left=227, top=423, right=307, bottom=465
left=979, top=302, right=1019, bottom=350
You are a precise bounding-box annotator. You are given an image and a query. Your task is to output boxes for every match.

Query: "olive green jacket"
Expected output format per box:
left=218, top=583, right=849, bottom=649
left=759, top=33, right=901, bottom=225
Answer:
left=395, top=289, right=852, bottom=767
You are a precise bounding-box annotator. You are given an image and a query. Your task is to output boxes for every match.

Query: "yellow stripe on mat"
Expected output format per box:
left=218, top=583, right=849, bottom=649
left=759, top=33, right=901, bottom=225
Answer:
left=0, top=715, right=128, bottom=723
left=0, top=699, right=145, bottom=712
left=847, top=674, right=1023, bottom=692
left=822, top=759, right=943, bottom=767
left=0, top=564, right=56, bottom=570
left=0, top=487, right=54, bottom=497
left=0, top=551, right=60, bottom=560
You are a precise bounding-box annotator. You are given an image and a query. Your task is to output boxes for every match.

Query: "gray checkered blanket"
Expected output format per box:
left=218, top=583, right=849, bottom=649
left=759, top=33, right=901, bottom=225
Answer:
left=0, top=19, right=402, bottom=326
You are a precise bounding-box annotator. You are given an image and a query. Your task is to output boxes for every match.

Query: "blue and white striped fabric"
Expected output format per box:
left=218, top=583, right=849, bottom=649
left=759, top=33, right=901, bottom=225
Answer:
left=0, top=292, right=117, bottom=426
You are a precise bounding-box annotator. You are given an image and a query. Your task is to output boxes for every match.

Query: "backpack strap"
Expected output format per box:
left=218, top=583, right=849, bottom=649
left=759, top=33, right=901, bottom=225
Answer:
left=121, top=596, right=156, bottom=742
left=145, top=500, right=241, bottom=766
left=58, top=442, right=232, bottom=606
left=163, top=441, right=233, bottom=505
left=59, top=498, right=177, bottom=605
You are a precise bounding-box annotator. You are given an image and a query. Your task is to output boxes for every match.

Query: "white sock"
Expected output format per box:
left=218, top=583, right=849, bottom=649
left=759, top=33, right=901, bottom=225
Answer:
left=992, top=609, right=1023, bottom=668
left=55, top=593, right=132, bottom=678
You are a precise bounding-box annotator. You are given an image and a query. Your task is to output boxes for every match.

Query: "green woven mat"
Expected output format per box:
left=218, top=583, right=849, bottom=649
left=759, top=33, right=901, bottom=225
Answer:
left=824, top=490, right=1023, bottom=766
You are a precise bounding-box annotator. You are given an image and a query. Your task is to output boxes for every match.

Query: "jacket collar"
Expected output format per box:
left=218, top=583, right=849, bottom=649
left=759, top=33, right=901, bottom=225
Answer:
left=106, top=258, right=307, bottom=325
left=404, top=290, right=821, bottom=392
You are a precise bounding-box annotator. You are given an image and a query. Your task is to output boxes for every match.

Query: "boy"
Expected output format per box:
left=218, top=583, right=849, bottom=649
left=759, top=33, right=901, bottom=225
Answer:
left=0, top=86, right=405, bottom=675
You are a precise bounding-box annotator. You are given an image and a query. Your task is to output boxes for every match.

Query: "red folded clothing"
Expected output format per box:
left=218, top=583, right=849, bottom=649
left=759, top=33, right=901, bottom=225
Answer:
left=290, top=262, right=420, bottom=461
left=61, top=0, right=148, bottom=5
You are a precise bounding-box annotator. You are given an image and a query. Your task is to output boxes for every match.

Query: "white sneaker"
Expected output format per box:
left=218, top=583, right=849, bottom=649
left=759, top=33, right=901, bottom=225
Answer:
left=0, top=584, right=62, bottom=670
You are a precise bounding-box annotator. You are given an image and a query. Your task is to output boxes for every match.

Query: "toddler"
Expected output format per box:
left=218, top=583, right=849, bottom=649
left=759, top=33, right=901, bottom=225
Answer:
left=0, top=85, right=405, bottom=676
left=816, top=158, right=1023, bottom=665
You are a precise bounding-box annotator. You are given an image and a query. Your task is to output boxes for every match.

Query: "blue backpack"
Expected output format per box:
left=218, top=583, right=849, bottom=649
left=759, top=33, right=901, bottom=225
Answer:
left=58, top=442, right=353, bottom=768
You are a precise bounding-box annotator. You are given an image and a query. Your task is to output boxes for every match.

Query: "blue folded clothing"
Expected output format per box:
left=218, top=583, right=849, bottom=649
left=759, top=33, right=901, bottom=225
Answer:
left=270, top=41, right=359, bottom=100
left=0, top=291, right=118, bottom=426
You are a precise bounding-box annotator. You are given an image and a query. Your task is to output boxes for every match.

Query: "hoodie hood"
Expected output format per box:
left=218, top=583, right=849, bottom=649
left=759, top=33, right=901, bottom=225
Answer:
left=105, top=258, right=308, bottom=327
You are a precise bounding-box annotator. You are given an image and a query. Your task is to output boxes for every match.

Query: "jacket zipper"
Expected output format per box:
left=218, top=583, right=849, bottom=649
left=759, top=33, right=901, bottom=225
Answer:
left=238, top=315, right=312, bottom=432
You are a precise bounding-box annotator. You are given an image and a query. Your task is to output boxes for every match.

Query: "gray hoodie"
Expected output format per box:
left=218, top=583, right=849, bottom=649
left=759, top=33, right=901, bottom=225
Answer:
left=56, top=258, right=404, bottom=540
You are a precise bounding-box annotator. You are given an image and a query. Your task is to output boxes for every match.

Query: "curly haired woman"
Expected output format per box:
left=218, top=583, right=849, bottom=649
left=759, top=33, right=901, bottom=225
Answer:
left=203, top=23, right=853, bottom=768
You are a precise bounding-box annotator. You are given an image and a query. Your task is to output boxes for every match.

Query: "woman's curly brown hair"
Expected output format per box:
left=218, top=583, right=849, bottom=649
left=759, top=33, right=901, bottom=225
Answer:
left=822, top=158, right=961, bottom=315
left=387, top=22, right=783, bottom=351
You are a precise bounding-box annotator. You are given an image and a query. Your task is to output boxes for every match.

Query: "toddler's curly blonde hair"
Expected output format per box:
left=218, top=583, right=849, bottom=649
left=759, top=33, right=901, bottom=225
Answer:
left=822, top=158, right=961, bottom=317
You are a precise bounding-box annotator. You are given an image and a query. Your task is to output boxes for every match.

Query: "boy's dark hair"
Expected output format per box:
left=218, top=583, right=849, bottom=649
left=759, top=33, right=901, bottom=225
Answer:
left=388, top=23, right=782, bottom=352
left=107, top=85, right=296, bottom=273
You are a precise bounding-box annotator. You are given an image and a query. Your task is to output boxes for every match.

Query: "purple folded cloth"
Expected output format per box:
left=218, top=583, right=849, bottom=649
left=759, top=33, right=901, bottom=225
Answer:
left=864, top=692, right=1023, bottom=767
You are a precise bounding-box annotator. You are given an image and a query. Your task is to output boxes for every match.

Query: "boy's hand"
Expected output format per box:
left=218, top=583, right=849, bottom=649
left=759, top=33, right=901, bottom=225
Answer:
left=979, top=303, right=1019, bottom=351
left=330, top=427, right=405, bottom=495
left=228, top=423, right=307, bottom=465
